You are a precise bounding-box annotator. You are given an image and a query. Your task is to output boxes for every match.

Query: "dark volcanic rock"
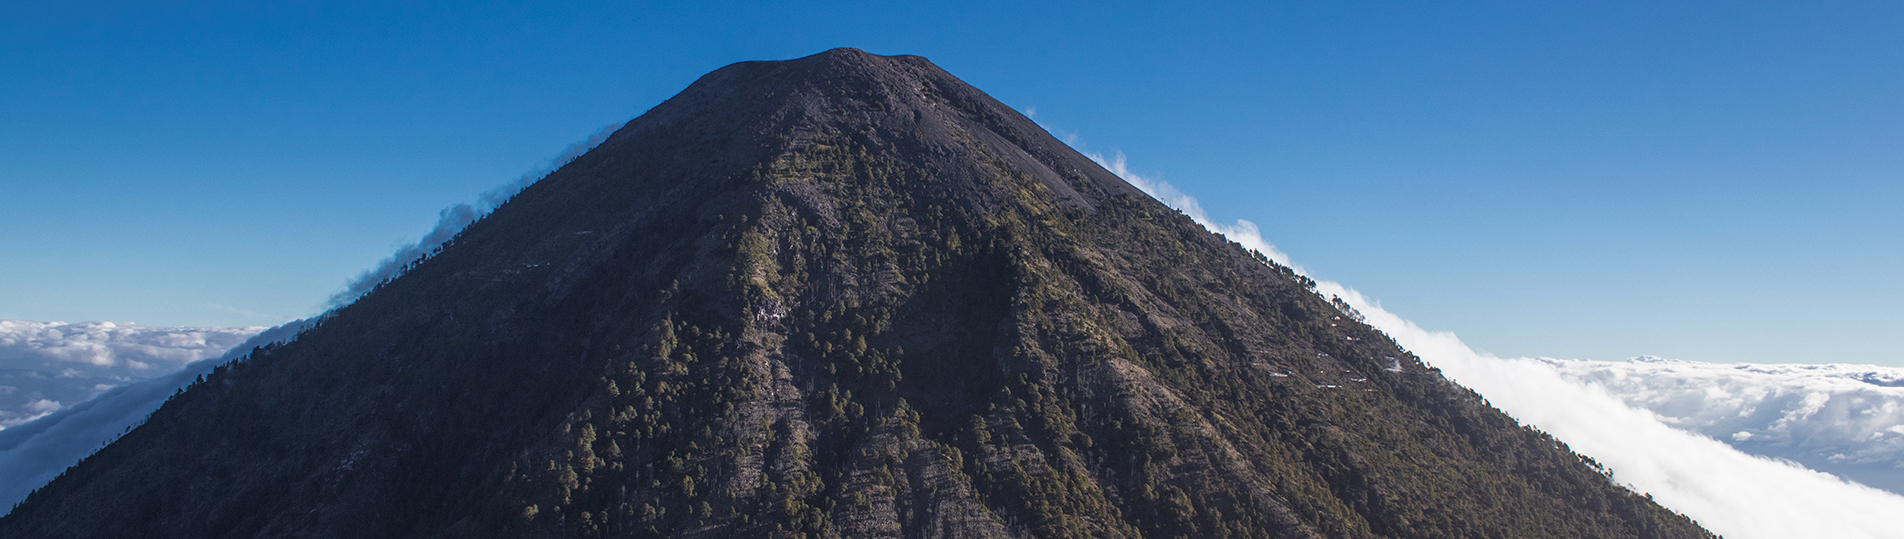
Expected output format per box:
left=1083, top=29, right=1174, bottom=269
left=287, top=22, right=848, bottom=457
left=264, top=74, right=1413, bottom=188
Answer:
left=0, top=49, right=1715, bottom=539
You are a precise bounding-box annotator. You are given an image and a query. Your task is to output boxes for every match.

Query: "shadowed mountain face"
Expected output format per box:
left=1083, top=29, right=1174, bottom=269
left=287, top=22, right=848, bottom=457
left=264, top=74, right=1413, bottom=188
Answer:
left=0, top=49, right=1715, bottom=539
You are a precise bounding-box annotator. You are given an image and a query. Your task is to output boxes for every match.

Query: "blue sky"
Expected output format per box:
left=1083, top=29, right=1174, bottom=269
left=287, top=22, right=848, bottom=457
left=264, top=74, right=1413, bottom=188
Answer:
left=2, top=1, right=1899, bottom=366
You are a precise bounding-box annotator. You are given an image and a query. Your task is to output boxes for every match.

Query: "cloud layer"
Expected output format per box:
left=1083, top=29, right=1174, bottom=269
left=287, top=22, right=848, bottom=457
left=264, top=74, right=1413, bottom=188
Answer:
left=0, top=319, right=311, bottom=514
left=1092, top=152, right=1904, bottom=539
left=0, top=321, right=265, bottom=428
left=1543, top=356, right=1904, bottom=494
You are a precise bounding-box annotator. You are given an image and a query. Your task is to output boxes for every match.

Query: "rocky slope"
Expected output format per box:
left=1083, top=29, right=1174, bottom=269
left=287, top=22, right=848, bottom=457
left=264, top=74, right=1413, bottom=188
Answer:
left=0, top=48, right=1714, bottom=539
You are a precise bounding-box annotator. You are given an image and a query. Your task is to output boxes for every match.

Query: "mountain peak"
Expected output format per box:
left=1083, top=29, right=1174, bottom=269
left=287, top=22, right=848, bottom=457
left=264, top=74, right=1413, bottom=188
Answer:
left=1, top=51, right=1713, bottom=539
left=784, top=46, right=905, bottom=68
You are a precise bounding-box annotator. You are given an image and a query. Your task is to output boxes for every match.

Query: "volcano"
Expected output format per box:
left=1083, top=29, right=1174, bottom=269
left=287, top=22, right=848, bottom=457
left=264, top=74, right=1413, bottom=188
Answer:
left=0, top=49, right=1713, bottom=539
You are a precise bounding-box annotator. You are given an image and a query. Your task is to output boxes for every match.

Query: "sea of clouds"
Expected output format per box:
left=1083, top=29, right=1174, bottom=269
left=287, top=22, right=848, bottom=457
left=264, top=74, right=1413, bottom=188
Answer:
left=1090, top=151, right=1904, bottom=539
left=1542, top=356, right=1904, bottom=495
left=0, top=321, right=266, bottom=428
left=0, top=320, right=307, bottom=511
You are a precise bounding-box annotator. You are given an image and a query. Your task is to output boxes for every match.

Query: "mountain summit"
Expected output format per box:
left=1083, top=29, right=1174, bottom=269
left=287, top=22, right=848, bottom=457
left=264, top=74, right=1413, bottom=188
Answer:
left=1, top=49, right=1713, bottom=538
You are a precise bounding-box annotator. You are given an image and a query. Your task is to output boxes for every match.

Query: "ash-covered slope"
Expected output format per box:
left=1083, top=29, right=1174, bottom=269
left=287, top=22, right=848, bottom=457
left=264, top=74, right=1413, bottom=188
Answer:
left=0, top=49, right=1714, bottom=539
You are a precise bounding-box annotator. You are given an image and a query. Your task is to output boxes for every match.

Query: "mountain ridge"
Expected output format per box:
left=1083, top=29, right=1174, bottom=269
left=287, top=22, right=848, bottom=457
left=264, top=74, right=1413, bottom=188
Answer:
left=0, top=48, right=1714, bottom=539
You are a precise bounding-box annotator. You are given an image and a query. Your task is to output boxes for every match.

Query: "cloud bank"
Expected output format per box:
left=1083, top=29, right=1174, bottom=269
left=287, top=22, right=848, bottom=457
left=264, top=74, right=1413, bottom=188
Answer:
left=1091, top=152, right=1904, bottom=539
left=1543, top=356, right=1904, bottom=495
left=0, top=321, right=266, bottom=428
left=0, top=319, right=312, bottom=514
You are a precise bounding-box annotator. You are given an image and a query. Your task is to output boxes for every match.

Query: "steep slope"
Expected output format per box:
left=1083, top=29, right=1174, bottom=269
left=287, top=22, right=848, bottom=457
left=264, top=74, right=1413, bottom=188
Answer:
left=0, top=48, right=1714, bottom=539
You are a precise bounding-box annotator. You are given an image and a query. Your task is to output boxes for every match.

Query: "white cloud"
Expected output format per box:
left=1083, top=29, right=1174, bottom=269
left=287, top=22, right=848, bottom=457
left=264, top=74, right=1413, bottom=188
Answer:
left=1088, top=152, right=1297, bottom=270
left=20, top=400, right=58, bottom=415
left=1091, top=152, right=1904, bottom=539
left=1539, top=356, right=1904, bottom=494
left=0, top=320, right=265, bottom=375
left=0, top=320, right=266, bottom=430
left=0, top=319, right=312, bottom=514
left=326, top=123, right=622, bottom=309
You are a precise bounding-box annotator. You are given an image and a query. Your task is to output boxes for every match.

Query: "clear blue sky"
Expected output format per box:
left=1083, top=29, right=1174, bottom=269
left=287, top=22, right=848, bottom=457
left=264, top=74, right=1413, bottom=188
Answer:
left=3, top=1, right=1899, bottom=366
